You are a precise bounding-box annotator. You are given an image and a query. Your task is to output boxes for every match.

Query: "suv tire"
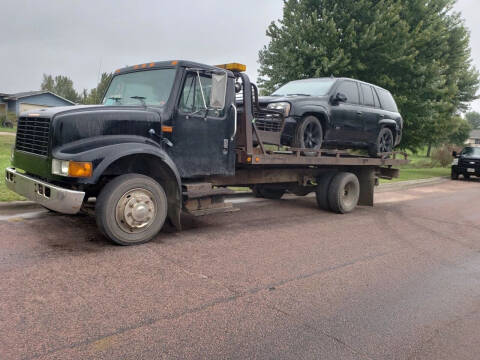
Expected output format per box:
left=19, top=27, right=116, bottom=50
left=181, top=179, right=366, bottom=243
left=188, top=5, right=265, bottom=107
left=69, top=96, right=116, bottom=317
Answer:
left=369, top=127, right=394, bottom=157
left=293, top=115, right=323, bottom=155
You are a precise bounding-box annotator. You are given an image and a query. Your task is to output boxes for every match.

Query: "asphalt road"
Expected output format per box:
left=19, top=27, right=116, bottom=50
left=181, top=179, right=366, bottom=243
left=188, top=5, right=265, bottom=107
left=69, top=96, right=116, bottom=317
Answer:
left=1, top=179, right=480, bottom=359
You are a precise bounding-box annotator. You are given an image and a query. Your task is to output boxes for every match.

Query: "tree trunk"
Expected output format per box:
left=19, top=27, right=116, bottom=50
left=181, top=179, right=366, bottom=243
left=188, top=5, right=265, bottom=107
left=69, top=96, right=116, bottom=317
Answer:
left=426, top=143, right=432, bottom=157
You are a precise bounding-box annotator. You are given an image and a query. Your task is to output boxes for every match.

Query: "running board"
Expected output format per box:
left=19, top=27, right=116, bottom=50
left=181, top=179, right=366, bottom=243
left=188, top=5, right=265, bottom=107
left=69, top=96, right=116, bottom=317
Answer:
left=183, top=182, right=238, bottom=217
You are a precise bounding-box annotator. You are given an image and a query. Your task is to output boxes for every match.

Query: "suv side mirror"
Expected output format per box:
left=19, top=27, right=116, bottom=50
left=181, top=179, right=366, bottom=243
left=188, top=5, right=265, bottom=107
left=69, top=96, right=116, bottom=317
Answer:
left=334, top=92, right=347, bottom=103
left=452, top=151, right=457, bottom=157
left=210, top=73, right=227, bottom=110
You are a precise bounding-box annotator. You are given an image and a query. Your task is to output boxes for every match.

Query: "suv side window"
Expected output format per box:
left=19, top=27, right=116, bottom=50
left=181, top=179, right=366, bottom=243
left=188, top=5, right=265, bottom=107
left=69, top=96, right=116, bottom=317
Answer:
left=360, top=83, right=374, bottom=107
left=337, top=81, right=359, bottom=104
left=371, top=86, right=381, bottom=108
left=179, top=72, right=225, bottom=117
left=376, top=88, right=398, bottom=112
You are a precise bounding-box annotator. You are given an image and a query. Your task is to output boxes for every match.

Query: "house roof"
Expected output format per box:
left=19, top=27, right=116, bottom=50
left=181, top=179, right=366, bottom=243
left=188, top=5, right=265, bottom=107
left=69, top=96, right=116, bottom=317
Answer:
left=470, top=129, right=480, bottom=139
left=1, top=90, right=75, bottom=104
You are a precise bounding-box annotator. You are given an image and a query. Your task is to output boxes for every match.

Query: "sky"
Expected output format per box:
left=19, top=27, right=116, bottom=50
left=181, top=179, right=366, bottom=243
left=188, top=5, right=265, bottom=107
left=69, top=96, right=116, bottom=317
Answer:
left=0, top=0, right=479, bottom=112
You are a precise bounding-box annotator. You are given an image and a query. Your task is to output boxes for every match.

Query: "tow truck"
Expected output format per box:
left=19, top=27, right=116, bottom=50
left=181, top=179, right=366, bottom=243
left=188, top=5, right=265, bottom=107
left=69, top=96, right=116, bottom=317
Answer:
left=5, top=61, right=407, bottom=245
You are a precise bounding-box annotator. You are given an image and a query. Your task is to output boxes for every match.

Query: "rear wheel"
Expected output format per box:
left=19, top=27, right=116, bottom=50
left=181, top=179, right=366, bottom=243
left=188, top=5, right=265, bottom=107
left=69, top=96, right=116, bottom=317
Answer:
left=463, top=174, right=470, bottom=180
left=293, top=115, right=323, bottom=155
left=327, top=172, right=360, bottom=214
left=369, top=127, right=394, bottom=157
left=315, top=172, right=337, bottom=211
left=96, top=174, right=168, bottom=245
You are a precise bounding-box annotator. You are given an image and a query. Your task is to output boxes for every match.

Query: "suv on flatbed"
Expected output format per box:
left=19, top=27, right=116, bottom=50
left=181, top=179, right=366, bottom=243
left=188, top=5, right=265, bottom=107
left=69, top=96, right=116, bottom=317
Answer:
left=452, top=147, right=480, bottom=180
left=259, top=77, right=403, bottom=156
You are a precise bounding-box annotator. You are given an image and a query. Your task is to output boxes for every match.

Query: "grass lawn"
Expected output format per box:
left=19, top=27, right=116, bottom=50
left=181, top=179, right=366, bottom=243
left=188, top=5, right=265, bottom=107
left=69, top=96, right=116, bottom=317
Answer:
left=0, top=126, right=17, bottom=133
left=383, top=167, right=450, bottom=183
left=0, top=135, right=24, bottom=201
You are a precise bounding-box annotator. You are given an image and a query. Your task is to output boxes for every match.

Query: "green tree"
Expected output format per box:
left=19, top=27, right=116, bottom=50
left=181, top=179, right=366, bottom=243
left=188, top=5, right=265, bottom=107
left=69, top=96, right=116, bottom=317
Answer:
left=80, top=72, right=113, bottom=105
left=258, top=0, right=479, bottom=150
left=465, top=111, right=480, bottom=129
left=41, top=74, right=79, bottom=103
left=447, top=116, right=472, bottom=146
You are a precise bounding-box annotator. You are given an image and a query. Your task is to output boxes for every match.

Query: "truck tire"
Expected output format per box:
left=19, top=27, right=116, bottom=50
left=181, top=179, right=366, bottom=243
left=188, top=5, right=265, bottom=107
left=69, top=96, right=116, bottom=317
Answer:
left=327, top=172, right=360, bottom=214
left=293, top=115, right=323, bottom=155
left=369, top=127, right=394, bottom=157
left=451, top=168, right=459, bottom=180
left=315, top=172, right=337, bottom=211
left=96, top=174, right=168, bottom=245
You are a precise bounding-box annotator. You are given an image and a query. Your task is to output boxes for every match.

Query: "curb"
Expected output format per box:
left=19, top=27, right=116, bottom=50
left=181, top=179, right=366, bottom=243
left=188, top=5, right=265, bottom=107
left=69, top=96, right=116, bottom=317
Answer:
left=375, top=176, right=449, bottom=193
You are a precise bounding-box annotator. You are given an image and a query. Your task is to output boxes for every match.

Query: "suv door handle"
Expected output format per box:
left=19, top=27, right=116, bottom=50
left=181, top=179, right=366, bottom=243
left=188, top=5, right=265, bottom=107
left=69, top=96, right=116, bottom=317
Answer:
left=379, top=114, right=385, bottom=118
left=356, top=111, right=363, bottom=115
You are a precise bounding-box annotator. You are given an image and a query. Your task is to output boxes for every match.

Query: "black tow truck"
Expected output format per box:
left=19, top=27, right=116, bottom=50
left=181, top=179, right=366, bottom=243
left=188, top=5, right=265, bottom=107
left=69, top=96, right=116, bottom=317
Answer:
left=5, top=61, right=407, bottom=245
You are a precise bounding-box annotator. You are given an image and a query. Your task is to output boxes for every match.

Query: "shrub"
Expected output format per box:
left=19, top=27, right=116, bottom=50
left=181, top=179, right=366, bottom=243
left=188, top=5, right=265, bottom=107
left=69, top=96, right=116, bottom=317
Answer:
left=431, top=144, right=461, bottom=167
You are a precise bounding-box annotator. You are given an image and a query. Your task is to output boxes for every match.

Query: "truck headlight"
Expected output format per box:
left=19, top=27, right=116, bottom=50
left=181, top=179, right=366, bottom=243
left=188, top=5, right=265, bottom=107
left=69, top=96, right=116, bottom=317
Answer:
left=267, top=102, right=291, bottom=117
left=452, top=158, right=458, bottom=166
left=52, top=159, right=92, bottom=178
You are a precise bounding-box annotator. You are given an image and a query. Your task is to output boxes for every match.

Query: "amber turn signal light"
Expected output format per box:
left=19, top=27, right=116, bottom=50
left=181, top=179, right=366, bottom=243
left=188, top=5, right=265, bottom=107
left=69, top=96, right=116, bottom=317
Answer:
left=68, top=161, right=93, bottom=178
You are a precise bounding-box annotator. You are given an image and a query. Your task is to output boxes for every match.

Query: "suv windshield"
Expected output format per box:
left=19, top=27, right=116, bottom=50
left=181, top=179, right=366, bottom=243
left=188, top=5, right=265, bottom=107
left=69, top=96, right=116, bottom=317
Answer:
left=103, top=68, right=176, bottom=106
left=272, top=78, right=335, bottom=97
left=462, top=147, right=480, bottom=157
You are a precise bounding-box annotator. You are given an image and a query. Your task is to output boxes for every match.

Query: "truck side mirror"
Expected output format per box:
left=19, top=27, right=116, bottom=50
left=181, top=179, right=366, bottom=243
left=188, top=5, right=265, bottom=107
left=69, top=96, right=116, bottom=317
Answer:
left=210, top=73, right=227, bottom=110
left=452, top=151, right=457, bottom=157
left=335, top=92, right=347, bottom=103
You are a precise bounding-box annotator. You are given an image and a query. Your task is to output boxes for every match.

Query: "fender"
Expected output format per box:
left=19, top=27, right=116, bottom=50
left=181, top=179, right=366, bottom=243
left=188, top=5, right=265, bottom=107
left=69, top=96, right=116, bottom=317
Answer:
left=52, top=135, right=180, bottom=184
left=296, top=104, right=331, bottom=125
left=53, top=135, right=183, bottom=230
left=379, top=118, right=399, bottom=132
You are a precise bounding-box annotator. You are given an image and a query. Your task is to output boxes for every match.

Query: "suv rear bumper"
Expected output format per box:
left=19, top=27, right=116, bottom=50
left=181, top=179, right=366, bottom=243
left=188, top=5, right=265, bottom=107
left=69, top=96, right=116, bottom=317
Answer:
left=5, top=168, right=85, bottom=214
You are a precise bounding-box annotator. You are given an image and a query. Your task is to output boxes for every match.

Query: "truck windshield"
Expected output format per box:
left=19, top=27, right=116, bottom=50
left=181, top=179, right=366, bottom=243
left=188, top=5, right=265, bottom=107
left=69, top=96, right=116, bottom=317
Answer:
left=272, top=78, right=335, bottom=97
left=103, top=68, right=176, bottom=106
left=462, top=147, right=480, bottom=157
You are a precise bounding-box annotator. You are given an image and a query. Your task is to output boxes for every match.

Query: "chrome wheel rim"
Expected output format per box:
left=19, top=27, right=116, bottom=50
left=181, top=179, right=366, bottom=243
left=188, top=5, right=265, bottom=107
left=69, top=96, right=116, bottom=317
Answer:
left=115, top=188, right=157, bottom=233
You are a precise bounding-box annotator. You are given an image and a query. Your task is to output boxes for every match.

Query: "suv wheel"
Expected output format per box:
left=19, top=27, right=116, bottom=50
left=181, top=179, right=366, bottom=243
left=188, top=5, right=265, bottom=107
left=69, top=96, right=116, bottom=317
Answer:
left=293, top=115, right=323, bottom=154
left=369, top=127, right=394, bottom=157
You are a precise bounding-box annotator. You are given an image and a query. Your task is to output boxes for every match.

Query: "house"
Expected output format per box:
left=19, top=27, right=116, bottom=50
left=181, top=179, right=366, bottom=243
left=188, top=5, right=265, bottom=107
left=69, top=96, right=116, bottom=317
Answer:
left=466, top=129, right=480, bottom=146
left=0, top=91, right=75, bottom=118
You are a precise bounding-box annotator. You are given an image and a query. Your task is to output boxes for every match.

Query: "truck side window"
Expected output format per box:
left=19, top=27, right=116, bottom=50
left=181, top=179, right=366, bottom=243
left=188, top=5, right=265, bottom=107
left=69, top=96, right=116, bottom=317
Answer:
left=179, top=73, right=225, bottom=117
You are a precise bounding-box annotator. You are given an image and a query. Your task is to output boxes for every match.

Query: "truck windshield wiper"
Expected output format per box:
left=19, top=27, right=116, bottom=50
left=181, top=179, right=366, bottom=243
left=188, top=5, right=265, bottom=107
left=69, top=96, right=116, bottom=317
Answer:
left=287, top=93, right=311, bottom=96
left=108, top=96, right=123, bottom=103
left=130, top=96, right=147, bottom=106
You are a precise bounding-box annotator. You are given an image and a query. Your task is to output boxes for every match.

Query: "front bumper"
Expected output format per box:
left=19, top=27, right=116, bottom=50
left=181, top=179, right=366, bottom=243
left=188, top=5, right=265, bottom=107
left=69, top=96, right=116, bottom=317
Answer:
left=5, top=168, right=85, bottom=214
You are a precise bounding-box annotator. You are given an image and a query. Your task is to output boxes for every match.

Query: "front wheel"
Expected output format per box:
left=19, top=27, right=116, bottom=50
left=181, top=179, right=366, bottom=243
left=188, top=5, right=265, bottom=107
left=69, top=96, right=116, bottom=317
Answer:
left=327, top=172, right=360, bottom=214
left=293, top=115, right=323, bottom=155
left=96, top=174, right=168, bottom=245
left=451, top=168, right=459, bottom=180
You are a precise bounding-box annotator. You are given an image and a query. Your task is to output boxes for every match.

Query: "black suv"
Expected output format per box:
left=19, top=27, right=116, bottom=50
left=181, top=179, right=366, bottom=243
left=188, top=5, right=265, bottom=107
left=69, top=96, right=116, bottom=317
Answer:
left=451, top=147, right=480, bottom=180
left=258, top=77, right=403, bottom=156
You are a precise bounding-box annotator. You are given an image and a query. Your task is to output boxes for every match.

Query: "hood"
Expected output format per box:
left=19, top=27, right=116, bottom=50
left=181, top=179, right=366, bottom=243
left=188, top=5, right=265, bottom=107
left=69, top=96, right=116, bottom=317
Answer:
left=38, top=104, right=163, bottom=148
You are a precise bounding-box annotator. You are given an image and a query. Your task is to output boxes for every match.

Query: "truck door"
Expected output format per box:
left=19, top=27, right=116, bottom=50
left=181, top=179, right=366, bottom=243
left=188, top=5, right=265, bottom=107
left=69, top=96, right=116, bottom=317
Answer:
left=171, top=70, right=236, bottom=178
left=329, top=80, right=363, bottom=143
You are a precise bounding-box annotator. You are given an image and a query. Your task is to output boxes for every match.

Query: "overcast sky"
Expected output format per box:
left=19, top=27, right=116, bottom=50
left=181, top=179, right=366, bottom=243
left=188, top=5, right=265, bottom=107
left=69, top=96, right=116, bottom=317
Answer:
left=1, top=0, right=479, bottom=112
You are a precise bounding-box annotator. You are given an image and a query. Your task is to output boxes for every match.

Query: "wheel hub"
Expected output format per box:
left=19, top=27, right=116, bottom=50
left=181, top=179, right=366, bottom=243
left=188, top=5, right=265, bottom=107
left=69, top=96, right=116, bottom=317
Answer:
left=116, top=189, right=156, bottom=233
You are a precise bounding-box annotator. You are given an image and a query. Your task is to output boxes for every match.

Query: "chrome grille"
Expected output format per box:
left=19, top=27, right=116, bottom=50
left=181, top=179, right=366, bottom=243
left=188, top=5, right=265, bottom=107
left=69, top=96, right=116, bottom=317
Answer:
left=15, top=116, right=51, bottom=156
left=255, top=113, right=283, bottom=132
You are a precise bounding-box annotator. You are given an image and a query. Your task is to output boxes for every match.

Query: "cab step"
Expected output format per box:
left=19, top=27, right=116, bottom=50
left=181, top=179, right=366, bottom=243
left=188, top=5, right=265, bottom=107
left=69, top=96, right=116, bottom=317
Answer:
left=183, top=182, right=238, bottom=217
